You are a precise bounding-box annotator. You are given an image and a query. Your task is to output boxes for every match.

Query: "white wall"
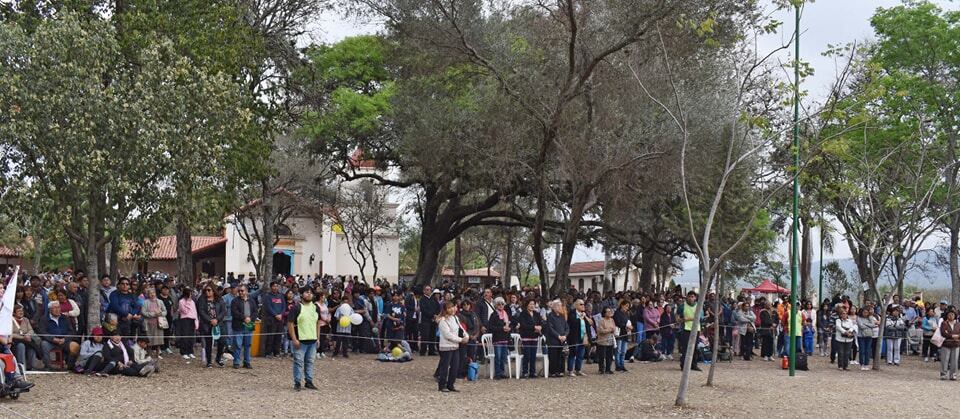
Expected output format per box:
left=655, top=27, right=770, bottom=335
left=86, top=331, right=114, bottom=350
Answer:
left=224, top=215, right=326, bottom=277
left=320, top=220, right=400, bottom=283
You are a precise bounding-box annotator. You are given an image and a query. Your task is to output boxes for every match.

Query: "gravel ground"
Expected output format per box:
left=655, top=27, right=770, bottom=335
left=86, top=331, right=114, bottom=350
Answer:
left=2, top=352, right=956, bottom=418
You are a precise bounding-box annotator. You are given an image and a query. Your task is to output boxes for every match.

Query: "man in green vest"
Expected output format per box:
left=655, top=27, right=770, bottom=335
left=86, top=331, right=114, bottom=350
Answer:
left=677, top=291, right=702, bottom=371
left=288, top=287, right=322, bottom=391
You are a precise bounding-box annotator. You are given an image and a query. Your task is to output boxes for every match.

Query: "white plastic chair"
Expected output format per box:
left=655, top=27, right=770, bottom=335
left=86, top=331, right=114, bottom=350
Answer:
left=509, top=333, right=523, bottom=379
left=480, top=333, right=496, bottom=379
left=536, top=336, right=550, bottom=378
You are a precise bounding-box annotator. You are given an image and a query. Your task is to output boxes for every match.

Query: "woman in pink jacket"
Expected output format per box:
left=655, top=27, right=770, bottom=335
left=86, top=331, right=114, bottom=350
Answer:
left=176, top=288, right=198, bottom=360
left=643, top=300, right=661, bottom=342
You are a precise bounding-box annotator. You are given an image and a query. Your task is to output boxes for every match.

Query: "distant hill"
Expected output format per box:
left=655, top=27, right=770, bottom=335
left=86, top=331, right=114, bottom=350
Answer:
left=674, top=248, right=953, bottom=291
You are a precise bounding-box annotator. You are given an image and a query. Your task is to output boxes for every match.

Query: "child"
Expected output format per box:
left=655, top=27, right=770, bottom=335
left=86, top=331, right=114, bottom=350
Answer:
left=133, top=337, right=159, bottom=374
left=802, top=318, right=815, bottom=355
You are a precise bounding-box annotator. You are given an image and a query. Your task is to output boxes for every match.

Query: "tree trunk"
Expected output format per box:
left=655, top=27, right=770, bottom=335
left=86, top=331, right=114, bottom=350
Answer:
left=96, top=217, right=107, bottom=280
left=676, top=262, right=711, bottom=406
left=622, top=246, right=633, bottom=292
left=549, top=190, right=592, bottom=296
left=503, top=228, right=512, bottom=289
left=260, top=180, right=275, bottom=285
left=84, top=201, right=101, bottom=334
left=951, top=226, right=960, bottom=306
left=69, top=235, right=86, bottom=273
left=176, top=217, right=194, bottom=287
left=32, top=236, right=42, bottom=273
left=109, top=235, right=119, bottom=281
left=454, top=236, right=463, bottom=283
left=412, top=239, right=442, bottom=288
left=706, top=270, right=722, bottom=386
left=638, top=250, right=655, bottom=292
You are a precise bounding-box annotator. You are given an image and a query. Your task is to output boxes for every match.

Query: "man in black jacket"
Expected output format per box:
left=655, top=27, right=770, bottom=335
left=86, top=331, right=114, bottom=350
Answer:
left=404, top=289, right=422, bottom=352
left=230, top=286, right=259, bottom=369
left=476, top=288, right=495, bottom=333
left=419, top=286, right=441, bottom=356
left=197, top=286, right=227, bottom=368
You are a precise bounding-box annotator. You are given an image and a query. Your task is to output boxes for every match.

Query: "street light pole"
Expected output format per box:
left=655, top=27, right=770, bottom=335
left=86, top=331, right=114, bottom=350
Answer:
left=788, top=2, right=801, bottom=377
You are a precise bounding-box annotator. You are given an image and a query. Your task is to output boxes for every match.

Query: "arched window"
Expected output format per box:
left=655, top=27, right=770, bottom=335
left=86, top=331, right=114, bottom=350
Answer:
left=275, top=223, right=292, bottom=237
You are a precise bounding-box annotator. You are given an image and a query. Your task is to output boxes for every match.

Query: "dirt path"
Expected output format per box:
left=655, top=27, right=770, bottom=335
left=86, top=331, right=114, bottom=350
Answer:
left=3, top=352, right=955, bottom=418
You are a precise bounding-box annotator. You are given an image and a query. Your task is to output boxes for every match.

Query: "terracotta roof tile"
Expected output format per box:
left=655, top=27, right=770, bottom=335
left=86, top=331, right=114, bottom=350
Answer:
left=0, top=246, right=21, bottom=258
left=441, top=267, right=500, bottom=278
left=126, top=236, right=226, bottom=260
left=568, top=261, right=605, bottom=274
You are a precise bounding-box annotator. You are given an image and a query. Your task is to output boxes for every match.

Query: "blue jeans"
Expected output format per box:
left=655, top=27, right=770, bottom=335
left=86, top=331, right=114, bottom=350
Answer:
left=615, top=339, right=628, bottom=369
left=292, top=341, right=316, bottom=385
left=223, top=321, right=234, bottom=352
left=233, top=330, right=252, bottom=366
left=521, top=341, right=538, bottom=377
left=803, top=336, right=814, bottom=354
left=494, top=344, right=509, bottom=378
left=567, top=344, right=585, bottom=372
left=858, top=336, right=873, bottom=366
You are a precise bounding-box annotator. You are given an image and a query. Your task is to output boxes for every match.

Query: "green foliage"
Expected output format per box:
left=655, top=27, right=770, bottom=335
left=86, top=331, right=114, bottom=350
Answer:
left=0, top=12, right=254, bottom=261
left=298, top=36, right=395, bottom=162
left=823, top=260, right=854, bottom=298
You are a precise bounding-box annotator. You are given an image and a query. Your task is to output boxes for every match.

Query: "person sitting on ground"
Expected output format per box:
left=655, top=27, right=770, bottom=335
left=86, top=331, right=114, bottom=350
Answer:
left=378, top=340, right=413, bottom=362
left=76, top=327, right=106, bottom=375
left=637, top=336, right=665, bottom=362
left=102, top=330, right=154, bottom=377
left=133, top=337, right=159, bottom=374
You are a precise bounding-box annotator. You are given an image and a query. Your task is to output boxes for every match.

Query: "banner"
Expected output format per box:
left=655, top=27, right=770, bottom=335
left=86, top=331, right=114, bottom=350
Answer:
left=0, top=265, right=19, bottom=336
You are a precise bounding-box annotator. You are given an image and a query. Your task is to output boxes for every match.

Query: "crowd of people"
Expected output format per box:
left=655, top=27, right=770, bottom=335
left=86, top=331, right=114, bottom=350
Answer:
left=2, top=266, right=960, bottom=396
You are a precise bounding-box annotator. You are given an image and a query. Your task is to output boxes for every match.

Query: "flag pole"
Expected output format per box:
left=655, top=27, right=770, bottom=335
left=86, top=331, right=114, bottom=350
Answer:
left=789, top=2, right=801, bottom=377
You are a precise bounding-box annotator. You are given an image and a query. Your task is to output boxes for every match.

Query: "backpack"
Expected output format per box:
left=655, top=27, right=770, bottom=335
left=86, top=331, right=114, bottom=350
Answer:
left=796, top=353, right=809, bottom=371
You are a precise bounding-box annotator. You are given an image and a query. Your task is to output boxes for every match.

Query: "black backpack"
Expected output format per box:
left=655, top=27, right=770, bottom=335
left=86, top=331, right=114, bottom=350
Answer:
left=796, top=353, right=809, bottom=371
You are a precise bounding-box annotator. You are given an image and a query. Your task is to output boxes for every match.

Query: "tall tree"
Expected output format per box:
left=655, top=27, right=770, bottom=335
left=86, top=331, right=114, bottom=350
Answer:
left=0, top=13, right=248, bottom=331
left=868, top=2, right=960, bottom=304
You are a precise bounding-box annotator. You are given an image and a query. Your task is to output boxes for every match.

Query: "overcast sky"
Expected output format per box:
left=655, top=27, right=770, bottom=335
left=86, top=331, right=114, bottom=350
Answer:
left=306, top=0, right=958, bottom=268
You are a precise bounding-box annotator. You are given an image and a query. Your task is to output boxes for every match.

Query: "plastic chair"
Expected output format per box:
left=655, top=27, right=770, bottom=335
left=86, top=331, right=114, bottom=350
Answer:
left=536, top=336, right=550, bottom=378
left=508, top=333, right=523, bottom=379
left=50, top=349, right=65, bottom=370
left=480, top=334, right=496, bottom=379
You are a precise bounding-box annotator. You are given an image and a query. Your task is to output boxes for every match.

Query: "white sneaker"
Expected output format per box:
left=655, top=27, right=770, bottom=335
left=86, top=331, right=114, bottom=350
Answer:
left=850, top=360, right=859, bottom=365
left=157, top=355, right=163, bottom=360
left=924, top=357, right=930, bottom=362
left=182, top=355, right=190, bottom=360
left=666, top=355, right=674, bottom=360
left=189, top=354, right=197, bottom=359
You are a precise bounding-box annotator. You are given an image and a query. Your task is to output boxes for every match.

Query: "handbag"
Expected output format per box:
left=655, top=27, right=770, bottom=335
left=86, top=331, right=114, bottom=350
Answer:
left=158, top=316, right=169, bottom=330
left=932, top=326, right=946, bottom=348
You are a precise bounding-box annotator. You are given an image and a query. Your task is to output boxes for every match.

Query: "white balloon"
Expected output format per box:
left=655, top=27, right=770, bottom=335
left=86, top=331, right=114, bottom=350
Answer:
left=350, top=313, right=363, bottom=325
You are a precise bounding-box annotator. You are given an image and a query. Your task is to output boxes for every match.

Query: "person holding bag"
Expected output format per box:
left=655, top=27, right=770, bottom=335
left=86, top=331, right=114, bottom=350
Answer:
left=437, top=302, right=464, bottom=392
left=835, top=307, right=856, bottom=371
left=140, top=288, right=167, bottom=359
left=937, top=310, right=960, bottom=380
left=884, top=306, right=907, bottom=366
left=734, top=302, right=756, bottom=361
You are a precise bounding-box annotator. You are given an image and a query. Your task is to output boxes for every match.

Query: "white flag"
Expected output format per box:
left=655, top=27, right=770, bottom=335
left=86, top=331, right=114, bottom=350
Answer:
left=0, top=266, right=20, bottom=336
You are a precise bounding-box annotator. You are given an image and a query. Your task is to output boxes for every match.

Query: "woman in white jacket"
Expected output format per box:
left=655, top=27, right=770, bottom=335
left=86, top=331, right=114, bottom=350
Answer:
left=437, top=301, right=464, bottom=393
